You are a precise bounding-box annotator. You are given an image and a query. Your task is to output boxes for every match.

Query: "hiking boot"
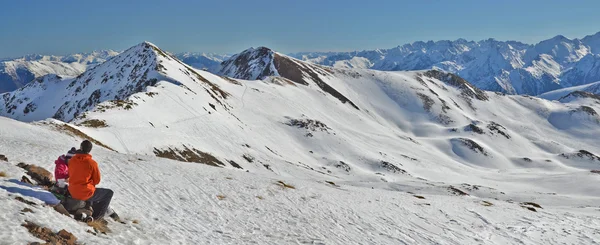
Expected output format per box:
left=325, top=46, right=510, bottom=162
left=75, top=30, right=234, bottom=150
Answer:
left=75, top=208, right=93, bottom=222
left=109, top=212, right=123, bottom=223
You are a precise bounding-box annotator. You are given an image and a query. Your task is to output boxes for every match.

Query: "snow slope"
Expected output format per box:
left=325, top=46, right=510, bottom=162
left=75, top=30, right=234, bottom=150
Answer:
left=289, top=31, right=600, bottom=95
left=0, top=51, right=119, bottom=93
left=539, top=81, right=600, bottom=101
left=1, top=43, right=600, bottom=244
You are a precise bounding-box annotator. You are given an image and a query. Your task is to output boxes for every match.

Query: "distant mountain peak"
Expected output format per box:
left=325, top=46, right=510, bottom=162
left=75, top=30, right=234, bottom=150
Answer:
left=1, top=42, right=228, bottom=122
left=289, top=31, right=600, bottom=95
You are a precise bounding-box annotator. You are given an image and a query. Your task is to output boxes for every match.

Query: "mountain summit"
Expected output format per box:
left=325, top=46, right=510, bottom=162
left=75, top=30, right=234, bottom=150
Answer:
left=289, top=31, right=600, bottom=95
left=0, top=42, right=228, bottom=122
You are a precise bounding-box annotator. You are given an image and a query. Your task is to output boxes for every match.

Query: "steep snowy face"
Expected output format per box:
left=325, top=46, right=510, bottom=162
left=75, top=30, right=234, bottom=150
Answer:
left=219, top=47, right=279, bottom=80
left=0, top=42, right=228, bottom=122
left=289, top=32, right=600, bottom=95
left=582, top=31, right=600, bottom=53
left=0, top=51, right=119, bottom=93
left=524, top=35, right=589, bottom=65
left=539, top=81, right=600, bottom=101
left=220, top=47, right=359, bottom=109
left=560, top=54, right=600, bottom=87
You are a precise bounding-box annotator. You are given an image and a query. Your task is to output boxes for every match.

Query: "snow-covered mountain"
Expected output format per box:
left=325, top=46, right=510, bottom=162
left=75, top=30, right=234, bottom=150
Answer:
left=539, top=81, right=600, bottom=101
left=174, top=52, right=230, bottom=72
left=289, top=31, right=600, bottom=95
left=0, top=50, right=119, bottom=93
left=1, top=42, right=600, bottom=244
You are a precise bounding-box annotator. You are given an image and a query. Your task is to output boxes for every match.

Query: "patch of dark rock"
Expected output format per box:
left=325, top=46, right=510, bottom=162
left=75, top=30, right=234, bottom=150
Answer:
left=560, top=150, right=600, bottom=161
left=209, top=103, right=216, bottom=110
left=487, top=122, right=511, bottom=139
left=521, top=202, right=542, bottom=209
left=481, top=201, right=494, bottom=206
left=153, top=146, right=225, bottom=167
left=273, top=53, right=359, bottom=110
left=77, top=119, right=108, bottom=128
left=559, top=91, right=600, bottom=101
left=15, top=196, right=37, bottom=206
left=0, top=154, right=7, bottom=162
left=276, top=180, right=295, bottom=189
left=413, top=195, right=426, bottom=199
left=325, top=181, right=338, bottom=187
left=401, top=154, right=418, bottom=161
left=437, top=114, right=454, bottom=125
left=22, top=221, right=78, bottom=245
left=23, top=102, right=37, bottom=114
left=335, top=161, right=351, bottom=172
left=572, top=106, right=598, bottom=116
left=16, top=163, right=53, bottom=187
left=422, top=70, right=489, bottom=101
left=227, top=160, right=243, bottom=169
left=285, top=117, right=332, bottom=132
left=522, top=158, right=532, bottom=162
left=380, top=161, right=407, bottom=174
left=417, top=93, right=434, bottom=112
left=464, top=124, right=484, bottom=134
left=460, top=184, right=481, bottom=191
left=242, top=154, right=255, bottom=163
left=456, top=138, right=488, bottom=156
left=21, top=207, right=34, bottom=213
left=448, top=186, right=469, bottom=196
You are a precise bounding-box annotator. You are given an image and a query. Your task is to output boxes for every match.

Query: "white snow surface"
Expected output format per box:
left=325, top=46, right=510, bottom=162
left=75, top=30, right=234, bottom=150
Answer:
left=539, top=81, right=600, bottom=100
left=0, top=51, right=119, bottom=93
left=289, top=32, right=600, bottom=95
left=1, top=42, right=600, bottom=244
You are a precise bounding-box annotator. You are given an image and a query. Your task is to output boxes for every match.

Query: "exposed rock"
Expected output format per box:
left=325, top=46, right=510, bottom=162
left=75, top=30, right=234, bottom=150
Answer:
left=447, top=186, right=469, bottom=196
left=422, top=70, right=489, bottom=101
left=22, top=221, right=78, bottom=245
left=153, top=146, right=225, bottom=167
left=335, top=161, right=351, bottom=172
left=456, top=138, right=488, bottom=156
left=285, top=117, right=332, bottom=132
left=464, top=124, right=484, bottom=134
left=16, top=163, right=53, bottom=186
left=487, top=122, right=511, bottom=139
left=560, top=150, right=600, bottom=161
left=380, top=161, right=407, bottom=174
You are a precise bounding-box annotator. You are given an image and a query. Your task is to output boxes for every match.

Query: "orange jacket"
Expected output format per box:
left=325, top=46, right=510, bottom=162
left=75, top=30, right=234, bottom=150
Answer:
left=68, top=154, right=100, bottom=200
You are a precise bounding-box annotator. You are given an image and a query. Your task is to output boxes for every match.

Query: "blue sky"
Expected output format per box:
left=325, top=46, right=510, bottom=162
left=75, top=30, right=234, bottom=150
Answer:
left=1, top=0, right=600, bottom=57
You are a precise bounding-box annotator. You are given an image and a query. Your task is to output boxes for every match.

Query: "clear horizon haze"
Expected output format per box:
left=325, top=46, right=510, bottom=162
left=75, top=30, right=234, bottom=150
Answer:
left=1, top=0, right=600, bottom=57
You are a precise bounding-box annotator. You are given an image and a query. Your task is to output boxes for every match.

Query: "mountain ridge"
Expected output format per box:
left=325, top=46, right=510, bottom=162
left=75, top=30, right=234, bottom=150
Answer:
left=289, top=31, right=600, bottom=95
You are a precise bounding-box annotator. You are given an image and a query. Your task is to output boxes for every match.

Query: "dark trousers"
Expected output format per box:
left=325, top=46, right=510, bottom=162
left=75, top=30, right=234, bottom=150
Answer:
left=87, top=188, right=113, bottom=219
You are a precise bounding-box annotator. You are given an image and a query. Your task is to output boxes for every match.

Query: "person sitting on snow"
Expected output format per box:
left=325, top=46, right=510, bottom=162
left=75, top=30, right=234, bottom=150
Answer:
left=68, top=140, right=118, bottom=221
left=54, top=147, right=77, bottom=189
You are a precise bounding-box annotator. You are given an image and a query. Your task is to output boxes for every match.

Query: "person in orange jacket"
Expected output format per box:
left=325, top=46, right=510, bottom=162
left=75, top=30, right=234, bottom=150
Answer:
left=68, top=140, right=114, bottom=220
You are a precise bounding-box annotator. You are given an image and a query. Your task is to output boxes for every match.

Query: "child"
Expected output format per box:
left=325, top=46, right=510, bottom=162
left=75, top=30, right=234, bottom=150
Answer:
left=55, top=147, right=76, bottom=188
